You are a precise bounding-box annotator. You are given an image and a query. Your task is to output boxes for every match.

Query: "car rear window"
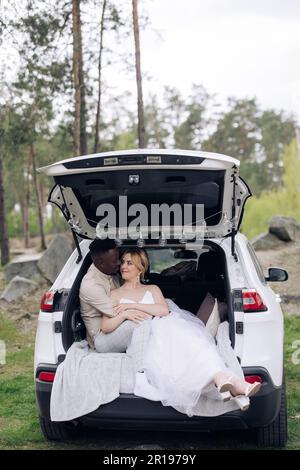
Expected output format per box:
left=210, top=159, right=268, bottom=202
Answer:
left=55, top=169, right=225, bottom=227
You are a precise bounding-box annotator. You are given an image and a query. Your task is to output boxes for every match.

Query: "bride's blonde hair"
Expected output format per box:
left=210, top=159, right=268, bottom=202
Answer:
left=121, top=248, right=149, bottom=280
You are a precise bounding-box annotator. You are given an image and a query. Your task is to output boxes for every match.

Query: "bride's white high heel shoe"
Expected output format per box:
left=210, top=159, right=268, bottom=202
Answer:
left=216, top=380, right=234, bottom=402
left=219, top=390, right=232, bottom=402
left=243, top=381, right=262, bottom=397
left=215, top=375, right=261, bottom=406
left=233, top=382, right=261, bottom=411
left=233, top=395, right=250, bottom=411
left=230, top=379, right=261, bottom=411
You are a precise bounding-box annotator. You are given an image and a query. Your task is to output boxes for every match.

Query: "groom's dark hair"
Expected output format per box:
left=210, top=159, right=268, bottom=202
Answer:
left=89, top=239, right=118, bottom=258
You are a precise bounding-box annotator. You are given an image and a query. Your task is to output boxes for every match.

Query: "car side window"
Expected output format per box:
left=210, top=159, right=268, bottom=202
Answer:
left=247, top=242, right=266, bottom=285
left=147, top=249, right=179, bottom=273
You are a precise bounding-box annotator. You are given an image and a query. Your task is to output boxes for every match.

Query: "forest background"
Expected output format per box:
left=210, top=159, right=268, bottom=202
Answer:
left=0, top=0, right=299, bottom=265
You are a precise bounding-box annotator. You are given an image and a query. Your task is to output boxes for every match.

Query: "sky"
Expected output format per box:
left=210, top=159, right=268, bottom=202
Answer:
left=131, top=0, right=300, bottom=121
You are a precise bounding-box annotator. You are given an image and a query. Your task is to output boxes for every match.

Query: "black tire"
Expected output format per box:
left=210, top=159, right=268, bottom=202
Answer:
left=39, top=416, right=80, bottom=442
left=256, top=379, right=288, bottom=448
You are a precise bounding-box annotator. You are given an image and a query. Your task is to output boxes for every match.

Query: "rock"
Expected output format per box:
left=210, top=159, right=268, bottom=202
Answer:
left=37, top=234, right=73, bottom=283
left=251, top=232, right=284, bottom=251
left=3, top=253, right=43, bottom=283
left=279, top=294, right=300, bottom=303
left=269, top=216, right=300, bottom=242
left=0, top=276, right=38, bottom=302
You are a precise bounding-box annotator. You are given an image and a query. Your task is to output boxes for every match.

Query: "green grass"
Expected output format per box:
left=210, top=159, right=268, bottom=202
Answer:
left=0, top=314, right=41, bottom=449
left=284, top=315, right=300, bottom=449
left=0, top=312, right=299, bottom=450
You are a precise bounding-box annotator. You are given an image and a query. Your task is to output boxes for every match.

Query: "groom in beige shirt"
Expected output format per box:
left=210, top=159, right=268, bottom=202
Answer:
left=79, top=239, right=121, bottom=349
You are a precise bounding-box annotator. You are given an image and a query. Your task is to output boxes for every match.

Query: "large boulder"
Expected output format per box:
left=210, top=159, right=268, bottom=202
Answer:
left=3, top=253, right=43, bottom=283
left=251, top=232, right=284, bottom=251
left=0, top=276, right=38, bottom=302
left=269, top=216, right=300, bottom=242
left=37, top=234, right=73, bottom=283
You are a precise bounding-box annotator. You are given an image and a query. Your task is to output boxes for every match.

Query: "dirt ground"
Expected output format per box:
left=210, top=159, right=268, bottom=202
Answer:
left=9, top=233, right=74, bottom=255
left=255, top=240, right=300, bottom=317
left=0, top=236, right=52, bottom=333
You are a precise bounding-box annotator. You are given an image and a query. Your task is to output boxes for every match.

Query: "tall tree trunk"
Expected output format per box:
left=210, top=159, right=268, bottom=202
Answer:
left=24, top=151, right=31, bottom=248
left=0, top=156, right=10, bottom=265
left=12, top=180, right=25, bottom=240
left=30, top=144, right=46, bottom=251
left=93, top=0, right=107, bottom=154
left=39, top=180, right=45, bottom=209
left=132, top=0, right=146, bottom=148
left=72, top=0, right=87, bottom=156
left=11, top=181, right=24, bottom=239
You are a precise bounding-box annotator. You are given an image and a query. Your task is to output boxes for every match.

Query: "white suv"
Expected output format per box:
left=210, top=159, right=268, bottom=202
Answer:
left=34, top=149, right=288, bottom=446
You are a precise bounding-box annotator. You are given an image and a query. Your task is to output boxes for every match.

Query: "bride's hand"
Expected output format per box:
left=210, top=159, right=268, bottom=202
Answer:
left=122, top=309, right=151, bottom=323
left=113, top=303, right=139, bottom=315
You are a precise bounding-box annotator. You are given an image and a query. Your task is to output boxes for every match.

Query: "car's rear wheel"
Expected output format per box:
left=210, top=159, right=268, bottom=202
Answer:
left=256, top=378, right=288, bottom=447
left=39, top=416, right=80, bottom=441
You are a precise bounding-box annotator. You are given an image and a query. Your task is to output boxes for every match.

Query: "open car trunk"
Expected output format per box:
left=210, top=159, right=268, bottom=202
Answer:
left=61, top=241, right=234, bottom=352
left=40, top=150, right=251, bottom=257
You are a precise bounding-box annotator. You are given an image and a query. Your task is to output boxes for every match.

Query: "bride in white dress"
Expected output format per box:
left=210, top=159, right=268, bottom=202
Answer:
left=104, top=248, right=261, bottom=414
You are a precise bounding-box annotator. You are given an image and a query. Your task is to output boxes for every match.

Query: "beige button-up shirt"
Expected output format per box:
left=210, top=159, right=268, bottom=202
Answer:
left=79, top=264, right=120, bottom=348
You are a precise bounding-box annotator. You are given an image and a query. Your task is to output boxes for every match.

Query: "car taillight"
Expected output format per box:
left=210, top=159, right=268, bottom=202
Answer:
left=245, top=375, right=263, bottom=384
left=38, top=371, right=56, bottom=382
left=242, top=289, right=267, bottom=312
left=40, top=291, right=55, bottom=312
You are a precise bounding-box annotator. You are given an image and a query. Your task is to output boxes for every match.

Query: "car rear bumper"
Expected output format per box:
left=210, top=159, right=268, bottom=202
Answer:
left=36, top=366, right=282, bottom=431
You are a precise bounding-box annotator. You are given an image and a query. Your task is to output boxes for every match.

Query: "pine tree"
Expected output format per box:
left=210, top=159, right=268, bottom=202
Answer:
left=72, top=0, right=87, bottom=155
left=132, top=0, right=146, bottom=148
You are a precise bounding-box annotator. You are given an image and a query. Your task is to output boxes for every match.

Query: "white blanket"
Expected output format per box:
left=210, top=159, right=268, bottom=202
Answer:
left=50, top=343, right=135, bottom=421
left=50, top=310, right=246, bottom=421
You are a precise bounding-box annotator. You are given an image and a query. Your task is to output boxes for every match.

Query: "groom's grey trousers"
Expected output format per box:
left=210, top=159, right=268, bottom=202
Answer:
left=94, top=320, right=138, bottom=353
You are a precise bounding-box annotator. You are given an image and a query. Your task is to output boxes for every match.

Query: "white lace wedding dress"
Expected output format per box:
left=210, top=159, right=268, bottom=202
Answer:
left=120, top=290, right=234, bottom=417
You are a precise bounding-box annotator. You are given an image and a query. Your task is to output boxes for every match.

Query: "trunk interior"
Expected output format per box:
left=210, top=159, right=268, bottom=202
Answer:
left=61, top=242, right=234, bottom=352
